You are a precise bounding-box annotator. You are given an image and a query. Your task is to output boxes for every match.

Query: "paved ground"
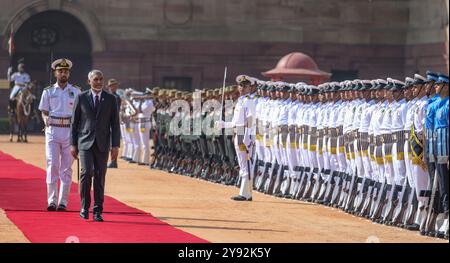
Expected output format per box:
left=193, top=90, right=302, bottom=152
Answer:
left=0, top=135, right=445, bottom=243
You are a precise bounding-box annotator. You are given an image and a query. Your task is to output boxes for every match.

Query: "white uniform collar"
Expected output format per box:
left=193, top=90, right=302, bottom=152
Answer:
left=54, top=82, right=71, bottom=90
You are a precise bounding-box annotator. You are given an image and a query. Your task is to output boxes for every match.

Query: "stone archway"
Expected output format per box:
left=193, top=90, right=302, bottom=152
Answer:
left=3, top=0, right=105, bottom=53
left=12, top=10, right=93, bottom=88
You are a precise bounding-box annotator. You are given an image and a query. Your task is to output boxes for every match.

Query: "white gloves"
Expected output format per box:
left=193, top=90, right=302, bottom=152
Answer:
left=43, top=116, right=49, bottom=127
left=243, top=128, right=252, bottom=149
left=215, top=120, right=225, bottom=129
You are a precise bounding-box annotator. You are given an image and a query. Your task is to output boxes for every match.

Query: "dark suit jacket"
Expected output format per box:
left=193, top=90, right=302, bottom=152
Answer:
left=71, top=89, right=120, bottom=152
left=112, top=91, right=121, bottom=112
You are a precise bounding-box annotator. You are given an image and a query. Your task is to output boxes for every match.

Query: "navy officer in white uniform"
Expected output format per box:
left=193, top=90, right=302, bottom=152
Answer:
left=38, top=58, right=81, bottom=211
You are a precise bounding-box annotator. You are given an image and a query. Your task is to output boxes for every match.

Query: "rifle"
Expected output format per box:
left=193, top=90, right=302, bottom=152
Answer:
left=424, top=130, right=440, bottom=234
left=220, top=66, right=227, bottom=121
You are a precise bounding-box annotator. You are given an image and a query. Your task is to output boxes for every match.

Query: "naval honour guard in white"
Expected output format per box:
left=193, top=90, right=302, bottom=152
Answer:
left=38, top=58, right=81, bottom=211
left=216, top=75, right=255, bottom=201
left=146, top=70, right=448, bottom=239
left=135, top=89, right=155, bottom=165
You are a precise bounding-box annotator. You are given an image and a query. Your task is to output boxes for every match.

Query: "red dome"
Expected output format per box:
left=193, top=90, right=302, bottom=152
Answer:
left=262, top=52, right=331, bottom=82
left=275, top=52, right=319, bottom=71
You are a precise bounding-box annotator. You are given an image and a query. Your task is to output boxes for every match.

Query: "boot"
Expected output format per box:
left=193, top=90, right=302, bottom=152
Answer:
left=434, top=213, right=447, bottom=238
left=404, top=201, right=423, bottom=231
left=107, top=160, right=118, bottom=168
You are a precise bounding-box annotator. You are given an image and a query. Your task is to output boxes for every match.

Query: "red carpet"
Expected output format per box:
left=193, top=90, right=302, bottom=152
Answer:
left=0, top=151, right=208, bottom=243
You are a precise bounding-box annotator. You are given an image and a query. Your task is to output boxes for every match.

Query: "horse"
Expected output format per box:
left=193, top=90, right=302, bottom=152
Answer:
left=9, top=87, right=34, bottom=143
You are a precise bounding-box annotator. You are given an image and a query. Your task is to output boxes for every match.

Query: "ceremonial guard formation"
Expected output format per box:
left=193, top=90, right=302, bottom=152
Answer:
left=119, top=88, right=155, bottom=166
left=121, top=71, right=448, bottom=240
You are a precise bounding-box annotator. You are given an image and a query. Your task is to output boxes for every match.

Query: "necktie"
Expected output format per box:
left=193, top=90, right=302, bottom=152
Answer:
left=94, top=95, right=100, bottom=114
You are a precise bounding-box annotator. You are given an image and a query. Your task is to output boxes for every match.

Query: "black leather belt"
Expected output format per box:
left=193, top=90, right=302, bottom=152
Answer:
left=318, top=129, right=325, bottom=138
left=49, top=116, right=71, bottom=120
left=375, top=135, right=383, bottom=146
left=381, top=134, right=393, bottom=144
left=336, top=126, right=343, bottom=136
left=49, top=124, right=70, bottom=128
left=392, top=130, right=406, bottom=143
left=49, top=116, right=71, bottom=126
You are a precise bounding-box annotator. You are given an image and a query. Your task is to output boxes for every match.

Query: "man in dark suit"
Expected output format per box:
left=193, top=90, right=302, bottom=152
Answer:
left=70, top=69, right=120, bottom=222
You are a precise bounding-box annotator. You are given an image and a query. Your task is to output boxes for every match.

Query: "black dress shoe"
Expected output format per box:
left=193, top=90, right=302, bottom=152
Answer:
left=435, top=232, right=445, bottom=239
left=231, top=195, right=252, bottom=201
left=47, top=203, right=57, bottom=211
left=80, top=210, right=89, bottom=220
left=57, top=204, right=67, bottom=212
left=427, top=231, right=437, bottom=237
left=93, top=213, right=104, bottom=222
left=107, top=161, right=118, bottom=168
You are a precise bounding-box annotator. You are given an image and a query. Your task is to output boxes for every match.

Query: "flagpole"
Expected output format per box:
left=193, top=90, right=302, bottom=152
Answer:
left=7, top=24, right=14, bottom=88
left=49, top=51, right=53, bottom=86
left=220, top=66, right=227, bottom=121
